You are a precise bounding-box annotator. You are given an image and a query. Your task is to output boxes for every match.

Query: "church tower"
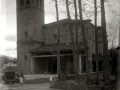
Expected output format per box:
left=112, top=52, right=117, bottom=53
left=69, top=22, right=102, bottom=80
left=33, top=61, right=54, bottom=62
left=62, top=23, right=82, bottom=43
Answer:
left=17, top=0, right=44, bottom=73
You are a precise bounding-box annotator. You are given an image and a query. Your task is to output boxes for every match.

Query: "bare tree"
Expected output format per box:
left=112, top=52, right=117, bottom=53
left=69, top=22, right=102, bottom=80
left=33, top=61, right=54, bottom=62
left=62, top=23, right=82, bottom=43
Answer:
left=65, top=0, right=78, bottom=81
left=50, top=0, right=119, bottom=48
left=55, top=0, right=61, bottom=81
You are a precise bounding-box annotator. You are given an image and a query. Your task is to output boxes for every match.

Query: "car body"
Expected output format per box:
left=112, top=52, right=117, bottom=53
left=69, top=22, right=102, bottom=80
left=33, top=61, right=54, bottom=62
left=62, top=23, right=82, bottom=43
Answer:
left=3, top=72, right=16, bottom=83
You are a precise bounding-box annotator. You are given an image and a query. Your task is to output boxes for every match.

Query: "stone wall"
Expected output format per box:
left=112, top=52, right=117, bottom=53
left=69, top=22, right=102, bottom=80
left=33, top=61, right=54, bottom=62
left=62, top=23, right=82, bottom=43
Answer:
left=17, top=0, right=103, bottom=74
left=43, top=21, right=95, bottom=47
left=17, top=0, right=44, bottom=73
left=25, top=78, right=49, bottom=84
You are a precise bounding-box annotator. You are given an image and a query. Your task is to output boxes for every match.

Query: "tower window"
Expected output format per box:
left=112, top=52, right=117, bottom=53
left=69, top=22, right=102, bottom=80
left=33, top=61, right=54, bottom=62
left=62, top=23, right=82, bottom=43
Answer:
left=40, top=0, right=42, bottom=9
left=40, top=0, right=42, bottom=3
left=24, top=55, right=27, bottom=60
left=26, top=0, right=30, bottom=5
left=36, top=0, right=38, bottom=5
left=25, top=32, right=28, bottom=38
left=20, top=0, right=24, bottom=5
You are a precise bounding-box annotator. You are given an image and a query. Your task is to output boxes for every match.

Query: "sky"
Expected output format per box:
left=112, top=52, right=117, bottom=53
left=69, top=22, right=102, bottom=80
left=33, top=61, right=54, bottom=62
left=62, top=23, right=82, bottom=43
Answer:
left=0, top=0, right=119, bottom=58
left=0, top=0, right=57, bottom=58
left=0, top=0, right=17, bottom=57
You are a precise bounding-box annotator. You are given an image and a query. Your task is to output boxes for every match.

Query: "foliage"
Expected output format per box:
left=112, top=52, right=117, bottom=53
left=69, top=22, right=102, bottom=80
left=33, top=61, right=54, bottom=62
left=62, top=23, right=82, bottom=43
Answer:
left=105, top=0, right=120, bottom=47
left=51, top=80, right=116, bottom=90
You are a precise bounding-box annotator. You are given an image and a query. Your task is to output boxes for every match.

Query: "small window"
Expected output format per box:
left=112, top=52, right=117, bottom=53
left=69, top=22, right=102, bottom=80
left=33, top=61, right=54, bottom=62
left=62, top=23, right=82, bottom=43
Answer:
left=24, top=55, right=27, bottom=60
left=20, top=0, right=24, bottom=5
left=26, top=0, right=30, bottom=5
left=40, top=0, right=42, bottom=9
left=36, top=0, right=38, bottom=5
left=40, top=0, right=42, bottom=4
left=25, top=32, right=28, bottom=38
left=53, top=34, right=57, bottom=39
left=92, top=30, right=94, bottom=33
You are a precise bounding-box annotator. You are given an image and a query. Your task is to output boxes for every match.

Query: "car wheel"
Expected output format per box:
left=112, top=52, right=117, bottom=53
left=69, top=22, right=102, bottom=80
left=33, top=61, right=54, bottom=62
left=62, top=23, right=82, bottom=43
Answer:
left=12, top=81, right=14, bottom=84
left=5, top=81, right=8, bottom=84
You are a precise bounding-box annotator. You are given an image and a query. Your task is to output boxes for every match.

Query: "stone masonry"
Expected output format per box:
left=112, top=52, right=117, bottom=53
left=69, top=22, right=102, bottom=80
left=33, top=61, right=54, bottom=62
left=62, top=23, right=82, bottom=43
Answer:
left=17, top=0, right=44, bottom=73
left=17, top=0, right=103, bottom=74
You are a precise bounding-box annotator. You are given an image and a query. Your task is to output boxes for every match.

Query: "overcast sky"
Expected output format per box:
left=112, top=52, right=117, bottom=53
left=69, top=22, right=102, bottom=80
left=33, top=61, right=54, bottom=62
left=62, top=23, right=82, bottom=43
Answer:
left=0, top=0, right=119, bottom=58
left=0, top=0, right=57, bottom=57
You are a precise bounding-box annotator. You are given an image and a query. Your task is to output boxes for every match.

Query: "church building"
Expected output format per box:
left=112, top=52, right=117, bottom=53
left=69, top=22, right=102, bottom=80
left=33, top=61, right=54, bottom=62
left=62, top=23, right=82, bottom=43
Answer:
left=17, top=0, right=103, bottom=74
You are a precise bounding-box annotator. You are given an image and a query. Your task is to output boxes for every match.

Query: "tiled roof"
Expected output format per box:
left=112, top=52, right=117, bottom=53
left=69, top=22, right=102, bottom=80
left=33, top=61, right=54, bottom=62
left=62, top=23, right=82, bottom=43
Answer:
left=42, top=19, right=92, bottom=29
left=28, top=44, right=84, bottom=53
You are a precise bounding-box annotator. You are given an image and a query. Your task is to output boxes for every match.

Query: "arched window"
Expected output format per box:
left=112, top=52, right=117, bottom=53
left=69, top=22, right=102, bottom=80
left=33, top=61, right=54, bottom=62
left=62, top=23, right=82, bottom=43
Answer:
left=36, top=0, right=38, bottom=5
left=25, top=32, right=28, bottom=38
left=40, top=0, right=42, bottom=9
left=20, top=0, right=24, bottom=5
left=26, top=0, right=30, bottom=5
left=24, top=55, right=27, bottom=60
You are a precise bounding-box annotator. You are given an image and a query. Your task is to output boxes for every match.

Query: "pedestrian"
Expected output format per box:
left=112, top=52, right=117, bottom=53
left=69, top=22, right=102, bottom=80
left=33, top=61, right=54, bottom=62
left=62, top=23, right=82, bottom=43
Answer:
left=45, top=71, right=47, bottom=75
left=20, top=72, right=24, bottom=78
left=19, top=76, right=23, bottom=85
left=19, top=72, right=24, bottom=85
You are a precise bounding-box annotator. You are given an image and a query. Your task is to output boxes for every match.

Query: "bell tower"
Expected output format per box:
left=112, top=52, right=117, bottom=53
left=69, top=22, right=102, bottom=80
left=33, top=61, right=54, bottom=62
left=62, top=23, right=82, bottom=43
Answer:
left=17, top=0, right=44, bottom=73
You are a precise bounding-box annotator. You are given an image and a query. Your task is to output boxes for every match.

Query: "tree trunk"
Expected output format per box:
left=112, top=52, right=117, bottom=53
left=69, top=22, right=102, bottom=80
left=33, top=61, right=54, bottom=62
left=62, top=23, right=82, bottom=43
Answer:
left=94, top=0, right=99, bottom=84
left=65, top=0, right=76, bottom=78
left=55, top=0, right=61, bottom=81
left=73, top=0, right=79, bottom=83
left=100, top=0, right=110, bottom=84
left=78, top=0, right=90, bottom=83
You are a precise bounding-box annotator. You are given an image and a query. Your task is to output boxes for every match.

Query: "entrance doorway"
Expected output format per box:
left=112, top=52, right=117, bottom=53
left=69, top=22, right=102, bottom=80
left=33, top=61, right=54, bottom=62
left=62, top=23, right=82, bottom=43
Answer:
left=34, top=57, right=57, bottom=74
left=48, top=57, right=57, bottom=74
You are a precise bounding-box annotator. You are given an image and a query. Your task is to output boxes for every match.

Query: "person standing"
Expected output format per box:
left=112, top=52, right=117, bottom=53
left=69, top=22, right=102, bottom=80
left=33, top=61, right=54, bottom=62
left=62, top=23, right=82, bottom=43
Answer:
left=20, top=72, right=24, bottom=78
left=19, top=72, right=24, bottom=85
left=19, top=76, right=23, bottom=85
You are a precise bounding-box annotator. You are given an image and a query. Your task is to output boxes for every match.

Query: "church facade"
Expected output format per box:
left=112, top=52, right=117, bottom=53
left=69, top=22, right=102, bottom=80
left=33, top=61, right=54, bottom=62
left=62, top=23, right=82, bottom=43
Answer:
left=17, top=0, right=103, bottom=74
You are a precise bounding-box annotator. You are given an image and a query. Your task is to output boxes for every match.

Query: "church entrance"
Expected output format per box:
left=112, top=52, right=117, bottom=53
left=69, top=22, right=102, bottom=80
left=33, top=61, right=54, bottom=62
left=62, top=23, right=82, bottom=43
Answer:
left=31, top=51, right=74, bottom=74
left=33, top=56, right=57, bottom=74
left=48, top=58, right=57, bottom=74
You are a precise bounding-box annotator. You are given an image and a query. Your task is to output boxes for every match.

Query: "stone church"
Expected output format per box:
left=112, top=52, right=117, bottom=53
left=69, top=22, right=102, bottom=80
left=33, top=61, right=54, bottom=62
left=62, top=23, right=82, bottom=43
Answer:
left=17, top=0, right=103, bottom=74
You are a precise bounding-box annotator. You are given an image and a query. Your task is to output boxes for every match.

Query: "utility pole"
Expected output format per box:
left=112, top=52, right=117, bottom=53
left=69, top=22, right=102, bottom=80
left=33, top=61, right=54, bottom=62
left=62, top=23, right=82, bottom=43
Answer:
left=55, top=0, right=61, bottom=81
left=118, top=22, right=120, bottom=47
left=94, top=0, right=99, bottom=84
left=100, top=0, right=110, bottom=84
left=118, top=21, right=120, bottom=84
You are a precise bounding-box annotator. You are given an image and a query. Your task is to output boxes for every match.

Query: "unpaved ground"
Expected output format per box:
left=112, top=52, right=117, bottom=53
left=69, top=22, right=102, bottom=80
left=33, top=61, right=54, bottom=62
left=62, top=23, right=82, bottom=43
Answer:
left=0, top=82, right=61, bottom=90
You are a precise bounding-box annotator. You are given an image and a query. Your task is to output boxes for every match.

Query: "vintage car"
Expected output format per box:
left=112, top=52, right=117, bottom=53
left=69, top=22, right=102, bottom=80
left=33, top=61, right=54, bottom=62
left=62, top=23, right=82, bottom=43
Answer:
left=2, top=72, right=16, bottom=83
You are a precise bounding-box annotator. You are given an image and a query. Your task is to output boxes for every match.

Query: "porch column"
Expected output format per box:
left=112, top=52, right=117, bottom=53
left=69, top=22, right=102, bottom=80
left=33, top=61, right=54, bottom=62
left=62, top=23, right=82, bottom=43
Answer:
left=28, top=53, right=32, bottom=72
left=89, top=56, right=93, bottom=72
left=31, top=57, right=35, bottom=74
left=79, top=55, right=82, bottom=74
left=67, top=57, right=70, bottom=73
